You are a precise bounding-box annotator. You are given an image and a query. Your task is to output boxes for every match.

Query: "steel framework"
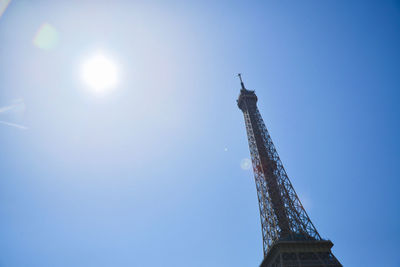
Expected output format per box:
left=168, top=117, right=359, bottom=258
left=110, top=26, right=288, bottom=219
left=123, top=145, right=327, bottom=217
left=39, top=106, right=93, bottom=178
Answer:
left=237, top=74, right=342, bottom=267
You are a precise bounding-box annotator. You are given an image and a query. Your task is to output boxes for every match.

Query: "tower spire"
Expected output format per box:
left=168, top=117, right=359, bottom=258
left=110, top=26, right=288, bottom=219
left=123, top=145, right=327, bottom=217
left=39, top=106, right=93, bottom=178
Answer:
left=237, top=73, right=246, bottom=90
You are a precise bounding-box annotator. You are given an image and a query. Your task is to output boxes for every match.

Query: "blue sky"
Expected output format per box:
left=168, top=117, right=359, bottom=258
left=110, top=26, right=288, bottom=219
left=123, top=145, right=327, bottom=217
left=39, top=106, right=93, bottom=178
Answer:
left=0, top=1, right=399, bottom=266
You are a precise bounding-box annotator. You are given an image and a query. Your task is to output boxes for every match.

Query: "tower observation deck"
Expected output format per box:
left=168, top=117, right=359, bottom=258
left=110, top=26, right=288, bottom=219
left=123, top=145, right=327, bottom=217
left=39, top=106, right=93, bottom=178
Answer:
left=236, top=74, right=342, bottom=267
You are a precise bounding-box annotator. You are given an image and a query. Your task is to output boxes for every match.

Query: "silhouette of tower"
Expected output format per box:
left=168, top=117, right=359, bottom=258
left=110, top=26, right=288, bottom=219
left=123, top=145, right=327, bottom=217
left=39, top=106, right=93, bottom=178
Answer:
left=237, top=74, right=342, bottom=267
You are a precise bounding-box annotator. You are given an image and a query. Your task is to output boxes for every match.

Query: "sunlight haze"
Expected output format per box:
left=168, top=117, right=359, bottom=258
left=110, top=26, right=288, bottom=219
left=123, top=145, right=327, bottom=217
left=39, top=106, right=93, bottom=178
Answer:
left=0, top=1, right=399, bottom=267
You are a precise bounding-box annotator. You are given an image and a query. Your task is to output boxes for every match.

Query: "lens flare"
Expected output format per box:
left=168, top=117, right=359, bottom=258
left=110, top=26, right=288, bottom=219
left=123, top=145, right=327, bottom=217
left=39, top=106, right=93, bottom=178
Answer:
left=0, top=0, right=11, bottom=18
left=33, top=23, right=60, bottom=50
left=240, top=158, right=251, bottom=170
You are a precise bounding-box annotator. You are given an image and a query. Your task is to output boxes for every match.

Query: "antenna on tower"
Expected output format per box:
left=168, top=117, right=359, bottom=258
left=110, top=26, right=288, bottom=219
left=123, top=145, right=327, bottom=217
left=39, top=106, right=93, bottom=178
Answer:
left=237, top=73, right=246, bottom=90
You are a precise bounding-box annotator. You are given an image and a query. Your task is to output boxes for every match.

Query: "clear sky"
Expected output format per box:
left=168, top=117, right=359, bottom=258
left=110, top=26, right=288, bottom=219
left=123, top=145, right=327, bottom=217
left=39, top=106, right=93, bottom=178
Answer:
left=0, top=1, right=399, bottom=266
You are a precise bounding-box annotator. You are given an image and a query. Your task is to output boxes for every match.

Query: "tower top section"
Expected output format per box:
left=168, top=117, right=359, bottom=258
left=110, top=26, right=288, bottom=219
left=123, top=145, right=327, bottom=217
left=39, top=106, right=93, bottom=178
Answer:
left=236, top=73, right=257, bottom=110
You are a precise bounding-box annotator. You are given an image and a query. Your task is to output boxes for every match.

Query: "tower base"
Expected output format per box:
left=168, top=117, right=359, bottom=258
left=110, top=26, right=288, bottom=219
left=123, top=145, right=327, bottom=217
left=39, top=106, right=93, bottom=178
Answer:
left=260, top=240, right=342, bottom=267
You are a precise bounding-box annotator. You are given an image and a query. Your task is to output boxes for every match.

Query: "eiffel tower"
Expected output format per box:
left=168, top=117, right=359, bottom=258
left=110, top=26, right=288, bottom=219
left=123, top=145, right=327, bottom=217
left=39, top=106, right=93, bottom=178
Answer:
left=237, top=74, right=342, bottom=267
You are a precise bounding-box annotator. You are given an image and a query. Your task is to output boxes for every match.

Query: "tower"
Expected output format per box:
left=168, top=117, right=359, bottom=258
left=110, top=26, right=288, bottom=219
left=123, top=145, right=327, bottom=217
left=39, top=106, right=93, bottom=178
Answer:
left=236, top=74, right=342, bottom=267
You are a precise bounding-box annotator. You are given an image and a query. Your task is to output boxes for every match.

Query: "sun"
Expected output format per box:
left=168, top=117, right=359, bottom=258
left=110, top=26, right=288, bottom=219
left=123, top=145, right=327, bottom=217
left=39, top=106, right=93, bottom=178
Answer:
left=81, top=52, right=118, bottom=94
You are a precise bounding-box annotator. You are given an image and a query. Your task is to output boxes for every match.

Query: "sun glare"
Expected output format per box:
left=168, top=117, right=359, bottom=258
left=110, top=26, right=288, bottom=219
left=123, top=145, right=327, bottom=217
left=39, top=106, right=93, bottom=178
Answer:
left=81, top=52, right=118, bottom=94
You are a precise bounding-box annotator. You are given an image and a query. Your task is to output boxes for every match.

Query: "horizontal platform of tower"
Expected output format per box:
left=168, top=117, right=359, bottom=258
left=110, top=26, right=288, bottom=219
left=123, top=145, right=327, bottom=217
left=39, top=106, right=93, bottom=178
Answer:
left=260, top=240, right=342, bottom=267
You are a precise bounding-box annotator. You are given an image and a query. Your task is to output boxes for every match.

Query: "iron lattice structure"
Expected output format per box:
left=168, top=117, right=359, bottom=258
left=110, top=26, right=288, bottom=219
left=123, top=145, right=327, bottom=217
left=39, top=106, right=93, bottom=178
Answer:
left=237, top=74, right=342, bottom=267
